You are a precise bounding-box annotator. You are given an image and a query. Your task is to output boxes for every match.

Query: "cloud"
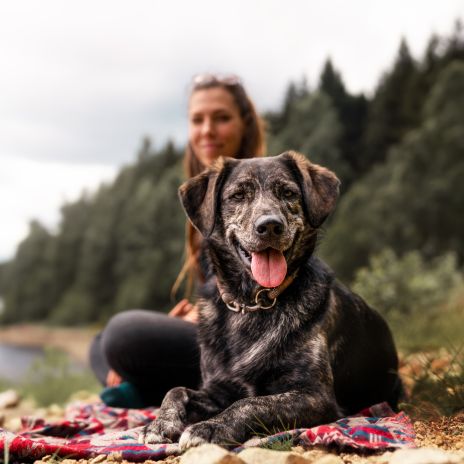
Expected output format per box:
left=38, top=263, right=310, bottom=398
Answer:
left=0, top=155, right=116, bottom=261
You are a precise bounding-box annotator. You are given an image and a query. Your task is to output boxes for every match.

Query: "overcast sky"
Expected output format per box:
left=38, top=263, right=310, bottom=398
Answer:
left=0, top=0, right=462, bottom=261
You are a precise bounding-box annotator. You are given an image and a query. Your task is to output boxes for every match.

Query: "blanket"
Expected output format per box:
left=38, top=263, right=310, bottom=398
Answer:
left=0, top=402, right=415, bottom=462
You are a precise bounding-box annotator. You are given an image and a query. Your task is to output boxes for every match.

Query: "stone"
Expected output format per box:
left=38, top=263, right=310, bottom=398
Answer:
left=5, top=416, right=22, bottom=432
left=0, top=389, right=20, bottom=408
left=313, top=454, right=344, bottom=464
left=238, top=447, right=310, bottom=464
left=89, top=455, right=107, bottom=464
left=301, top=450, right=331, bottom=462
left=389, top=448, right=463, bottom=464
left=180, top=444, right=244, bottom=464
left=106, top=452, right=123, bottom=462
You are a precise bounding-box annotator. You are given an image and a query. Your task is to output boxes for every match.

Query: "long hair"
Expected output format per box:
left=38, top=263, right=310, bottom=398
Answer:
left=172, top=75, right=266, bottom=298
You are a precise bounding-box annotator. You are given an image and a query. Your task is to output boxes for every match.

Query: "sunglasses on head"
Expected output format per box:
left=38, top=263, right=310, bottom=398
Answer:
left=192, top=73, right=242, bottom=87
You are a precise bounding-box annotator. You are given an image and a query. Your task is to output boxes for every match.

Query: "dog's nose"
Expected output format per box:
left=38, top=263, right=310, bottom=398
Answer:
left=255, top=215, right=284, bottom=237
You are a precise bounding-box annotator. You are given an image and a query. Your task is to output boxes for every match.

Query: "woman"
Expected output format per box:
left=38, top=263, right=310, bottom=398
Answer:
left=89, top=74, right=266, bottom=407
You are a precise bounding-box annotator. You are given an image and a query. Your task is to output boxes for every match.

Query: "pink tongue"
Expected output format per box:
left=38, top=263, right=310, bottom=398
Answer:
left=251, top=249, right=287, bottom=288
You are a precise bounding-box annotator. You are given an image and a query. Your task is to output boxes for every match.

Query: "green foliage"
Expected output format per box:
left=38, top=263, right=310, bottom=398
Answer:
left=353, top=249, right=463, bottom=317
left=260, top=433, right=294, bottom=452
left=318, top=59, right=368, bottom=179
left=361, top=39, right=419, bottom=170
left=396, top=287, right=463, bottom=353
left=0, top=377, right=13, bottom=392
left=1, top=221, right=57, bottom=323
left=244, top=416, right=297, bottom=451
left=265, top=78, right=310, bottom=136
left=20, top=348, right=99, bottom=406
left=322, top=60, right=464, bottom=280
left=268, top=90, right=352, bottom=185
left=353, top=248, right=464, bottom=352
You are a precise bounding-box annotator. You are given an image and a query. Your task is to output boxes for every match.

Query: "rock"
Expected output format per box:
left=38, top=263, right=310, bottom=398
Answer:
left=313, top=454, right=344, bottom=464
left=389, top=448, right=463, bottom=464
left=106, top=452, right=124, bottom=462
left=5, top=416, right=22, bottom=432
left=180, top=444, right=244, bottom=464
left=238, top=447, right=310, bottom=464
left=0, top=389, right=20, bottom=408
left=301, top=450, right=333, bottom=462
left=46, top=403, right=65, bottom=418
left=89, top=455, right=107, bottom=464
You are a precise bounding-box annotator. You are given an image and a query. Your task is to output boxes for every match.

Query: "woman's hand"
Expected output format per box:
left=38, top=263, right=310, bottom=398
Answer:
left=106, top=369, right=123, bottom=387
left=169, top=299, right=199, bottom=323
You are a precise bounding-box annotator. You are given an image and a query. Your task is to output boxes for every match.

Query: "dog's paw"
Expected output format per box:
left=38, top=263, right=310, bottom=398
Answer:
left=179, top=421, right=236, bottom=451
left=140, top=418, right=183, bottom=445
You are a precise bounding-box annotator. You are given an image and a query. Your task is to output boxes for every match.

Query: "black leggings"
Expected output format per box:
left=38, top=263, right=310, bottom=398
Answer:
left=89, top=310, right=201, bottom=406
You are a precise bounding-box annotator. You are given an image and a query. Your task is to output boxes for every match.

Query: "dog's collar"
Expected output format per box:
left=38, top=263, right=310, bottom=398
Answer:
left=217, top=270, right=298, bottom=314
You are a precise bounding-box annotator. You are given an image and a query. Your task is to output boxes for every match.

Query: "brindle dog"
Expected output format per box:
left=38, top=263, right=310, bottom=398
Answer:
left=142, top=151, right=401, bottom=449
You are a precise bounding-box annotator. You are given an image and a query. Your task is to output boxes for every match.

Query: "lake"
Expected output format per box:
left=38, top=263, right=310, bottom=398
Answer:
left=0, top=344, right=46, bottom=382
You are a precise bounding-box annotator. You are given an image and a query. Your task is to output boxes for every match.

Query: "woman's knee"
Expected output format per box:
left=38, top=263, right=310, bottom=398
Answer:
left=100, top=310, right=154, bottom=362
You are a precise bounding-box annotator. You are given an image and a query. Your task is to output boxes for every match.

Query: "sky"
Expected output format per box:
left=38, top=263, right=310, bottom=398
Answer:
left=0, top=0, right=463, bottom=262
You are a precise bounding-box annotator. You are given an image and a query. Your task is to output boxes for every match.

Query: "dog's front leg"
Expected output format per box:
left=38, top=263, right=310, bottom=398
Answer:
left=141, top=386, right=222, bottom=444
left=179, top=390, right=342, bottom=450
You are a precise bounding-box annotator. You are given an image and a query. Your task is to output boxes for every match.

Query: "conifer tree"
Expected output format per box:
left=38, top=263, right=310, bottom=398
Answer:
left=1, top=221, right=56, bottom=322
left=362, top=39, right=418, bottom=169
left=322, top=61, right=464, bottom=280
left=318, top=59, right=368, bottom=177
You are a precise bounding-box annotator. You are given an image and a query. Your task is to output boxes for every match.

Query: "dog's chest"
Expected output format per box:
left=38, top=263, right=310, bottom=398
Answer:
left=200, top=299, right=316, bottom=388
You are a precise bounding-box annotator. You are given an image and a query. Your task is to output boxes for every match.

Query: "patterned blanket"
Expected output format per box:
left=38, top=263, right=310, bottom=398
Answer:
left=0, top=402, right=415, bottom=462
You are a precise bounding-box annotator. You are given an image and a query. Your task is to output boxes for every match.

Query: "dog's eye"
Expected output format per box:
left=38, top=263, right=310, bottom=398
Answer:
left=282, top=189, right=297, bottom=199
left=231, top=191, right=245, bottom=201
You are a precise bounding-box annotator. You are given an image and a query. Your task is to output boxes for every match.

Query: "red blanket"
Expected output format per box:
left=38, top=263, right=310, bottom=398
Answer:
left=0, top=402, right=415, bottom=462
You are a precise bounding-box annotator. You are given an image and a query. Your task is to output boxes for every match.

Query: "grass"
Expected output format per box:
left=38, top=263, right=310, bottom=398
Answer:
left=387, top=286, right=464, bottom=353
left=244, top=416, right=297, bottom=451
left=259, top=432, right=295, bottom=452
left=400, top=343, right=464, bottom=420
left=0, top=347, right=99, bottom=407
left=387, top=288, right=464, bottom=419
left=0, top=378, right=13, bottom=392
left=390, top=310, right=464, bottom=353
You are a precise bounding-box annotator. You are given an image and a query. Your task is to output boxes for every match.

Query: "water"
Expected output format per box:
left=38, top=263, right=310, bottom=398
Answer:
left=0, top=344, right=45, bottom=382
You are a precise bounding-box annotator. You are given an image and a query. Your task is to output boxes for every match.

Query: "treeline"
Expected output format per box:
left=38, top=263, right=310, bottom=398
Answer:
left=0, top=24, right=463, bottom=325
left=0, top=141, right=186, bottom=324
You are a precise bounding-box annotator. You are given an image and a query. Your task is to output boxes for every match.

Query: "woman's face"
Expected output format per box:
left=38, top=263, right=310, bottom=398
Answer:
left=188, top=87, right=245, bottom=166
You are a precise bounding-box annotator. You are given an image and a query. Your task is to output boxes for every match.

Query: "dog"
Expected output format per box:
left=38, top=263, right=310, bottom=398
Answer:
left=142, top=151, right=401, bottom=449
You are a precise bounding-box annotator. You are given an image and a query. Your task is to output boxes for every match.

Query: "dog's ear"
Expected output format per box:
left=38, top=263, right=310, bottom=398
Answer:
left=178, top=157, right=234, bottom=237
left=281, top=151, right=341, bottom=228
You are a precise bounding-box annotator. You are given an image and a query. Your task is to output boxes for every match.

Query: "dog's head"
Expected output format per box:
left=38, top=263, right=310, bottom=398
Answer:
left=179, top=151, right=340, bottom=288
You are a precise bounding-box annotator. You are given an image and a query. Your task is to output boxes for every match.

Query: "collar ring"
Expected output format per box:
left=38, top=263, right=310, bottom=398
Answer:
left=254, top=288, right=277, bottom=309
